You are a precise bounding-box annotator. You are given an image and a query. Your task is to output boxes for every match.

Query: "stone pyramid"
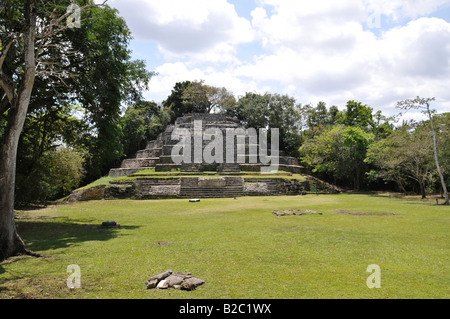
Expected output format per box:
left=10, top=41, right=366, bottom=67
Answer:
left=108, top=113, right=305, bottom=178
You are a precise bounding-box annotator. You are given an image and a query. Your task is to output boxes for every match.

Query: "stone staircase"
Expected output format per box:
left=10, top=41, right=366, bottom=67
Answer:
left=180, top=186, right=244, bottom=198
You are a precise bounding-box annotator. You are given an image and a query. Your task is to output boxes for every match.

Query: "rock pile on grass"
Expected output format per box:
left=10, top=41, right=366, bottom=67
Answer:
left=145, top=270, right=205, bottom=291
left=272, top=209, right=322, bottom=216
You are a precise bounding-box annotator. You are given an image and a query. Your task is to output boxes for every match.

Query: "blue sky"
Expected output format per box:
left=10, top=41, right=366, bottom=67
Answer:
left=101, top=0, right=450, bottom=121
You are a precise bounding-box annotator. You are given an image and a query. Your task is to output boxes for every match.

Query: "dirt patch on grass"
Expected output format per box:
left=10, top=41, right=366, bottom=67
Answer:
left=336, top=209, right=398, bottom=216
left=154, top=241, right=170, bottom=246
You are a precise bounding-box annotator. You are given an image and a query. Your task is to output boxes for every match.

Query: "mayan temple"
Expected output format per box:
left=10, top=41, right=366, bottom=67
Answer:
left=67, top=113, right=338, bottom=201
left=108, top=113, right=304, bottom=178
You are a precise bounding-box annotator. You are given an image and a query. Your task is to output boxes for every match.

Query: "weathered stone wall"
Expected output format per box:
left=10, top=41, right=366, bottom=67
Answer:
left=104, top=183, right=135, bottom=200
left=66, top=185, right=106, bottom=202
left=67, top=176, right=317, bottom=202
left=243, top=178, right=310, bottom=196
left=133, top=178, right=181, bottom=199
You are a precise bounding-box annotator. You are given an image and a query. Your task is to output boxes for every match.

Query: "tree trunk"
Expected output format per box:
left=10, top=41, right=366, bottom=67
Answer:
left=0, top=100, right=39, bottom=261
left=418, top=180, right=426, bottom=199
left=396, top=177, right=408, bottom=195
left=0, top=0, right=40, bottom=262
left=427, top=108, right=449, bottom=205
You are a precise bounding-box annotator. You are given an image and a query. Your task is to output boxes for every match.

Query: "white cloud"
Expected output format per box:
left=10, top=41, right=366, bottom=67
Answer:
left=103, top=0, right=450, bottom=116
left=364, top=0, right=450, bottom=20
left=105, top=0, right=254, bottom=63
left=146, top=62, right=260, bottom=102
left=234, top=1, right=450, bottom=115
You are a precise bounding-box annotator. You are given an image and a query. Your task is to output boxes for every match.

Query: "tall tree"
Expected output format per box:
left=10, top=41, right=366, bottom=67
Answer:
left=397, top=97, right=449, bottom=205
left=0, top=0, right=152, bottom=261
left=228, top=92, right=302, bottom=157
left=15, top=104, right=86, bottom=203
left=0, top=0, right=40, bottom=261
left=299, top=125, right=374, bottom=190
left=340, top=100, right=375, bottom=130
left=121, top=101, right=170, bottom=157
left=162, top=81, right=192, bottom=122
left=366, top=125, right=434, bottom=199
left=180, top=80, right=236, bottom=114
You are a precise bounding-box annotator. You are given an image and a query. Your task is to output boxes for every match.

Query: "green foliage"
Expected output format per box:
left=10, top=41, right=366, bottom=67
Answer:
left=365, top=125, right=434, bottom=198
left=67, top=4, right=154, bottom=180
left=162, top=81, right=192, bottom=122
left=120, top=101, right=171, bottom=157
left=339, top=100, right=375, bottom=129
left=163, top=81, right=235, bottom=123
left=1, top=1, right=153, bottom=203
left=227, top=92, right=302, bottom=157
left=436, top=113, right=450, bottom=179
left=16, top=146, right=85, bottom=203
left=14, top=104, right=87, bottom=203
left=300, top=125, right=374, bottom=190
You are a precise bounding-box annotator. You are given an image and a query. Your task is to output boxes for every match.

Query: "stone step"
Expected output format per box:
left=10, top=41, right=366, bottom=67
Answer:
left=121, top=158, right=159, bottom=169
left=146, top=140, right=164, bottom=150
left=159, top=155, right=183, bottom=164
left=180, top=187, right=243, bottom=198
left=136, top=148, right=162, bottom=158
left=155, top=164, right=182, bottom=172
left=108, top=167, right=155, bottom=178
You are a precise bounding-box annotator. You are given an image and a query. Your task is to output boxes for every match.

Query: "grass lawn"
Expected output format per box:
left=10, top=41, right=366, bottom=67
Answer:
left=0, top=194, right=448, bottom=299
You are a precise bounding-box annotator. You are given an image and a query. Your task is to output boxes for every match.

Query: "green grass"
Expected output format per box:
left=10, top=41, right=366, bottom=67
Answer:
left=74, top=176, right=114, bottom=191
left=1, top=194, right=448, bottom=299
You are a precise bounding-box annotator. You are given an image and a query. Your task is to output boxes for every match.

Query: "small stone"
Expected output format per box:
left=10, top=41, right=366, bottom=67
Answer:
left=173, top=271, right=192, bottom=279
left=165, top=275, right=184, bottom=287
left=181, top=277, right=205, bottom=291
left=180, top=281, right=195, bottom=291
left=146, top=279, right=158, bottom=289
left=148, top=270, right=172, bottom=281
left=157, top=279, right=169, bottom=289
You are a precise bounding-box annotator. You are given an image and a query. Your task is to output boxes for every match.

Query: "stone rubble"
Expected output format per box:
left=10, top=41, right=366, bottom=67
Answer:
left=146, top=270, right=205, bottom=291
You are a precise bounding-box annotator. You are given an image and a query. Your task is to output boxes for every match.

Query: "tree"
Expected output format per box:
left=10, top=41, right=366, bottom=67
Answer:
left=15, top=104, right=86, bottom=203
left=397, top=97, right=449, bottom=205
left=0, top=0, right=152, bottom=261
left=306, top=101, right=329, bottom=128
left=1, top=0, right=42, bottom=261
left=181, top=80, right=236, bottom=114
left=163, top=81, right=236, bottom=123
left=299, top=125, right=374, bottom=190
left=162, top=81, right=192, bottom=122
left=366, top=125, right=434, bottom=199
left=227, top=92, right=302, bottom=157
left=341, top=126, right=374, bottom=190
left=121, top=101, right=170, bottom=157
left=435, top=113, right=450, bottom=193
left=366, top=132, right=409, bottom=194
left=340, top=100, right=375, bottom=129
left=69, top=3, right=153, bottom=181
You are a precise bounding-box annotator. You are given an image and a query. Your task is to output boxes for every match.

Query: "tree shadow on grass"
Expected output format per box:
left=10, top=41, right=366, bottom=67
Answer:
left=15, top=217, right=140, bottom=253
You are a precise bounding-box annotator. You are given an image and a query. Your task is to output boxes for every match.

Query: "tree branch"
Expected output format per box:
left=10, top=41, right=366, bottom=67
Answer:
left=0, top=94, right=10, bottom=114
left=36, top=1, right=108, bottom=43
left=0, top=72, right=15, bottom=103
left=0, top=36, right=16, bottom=69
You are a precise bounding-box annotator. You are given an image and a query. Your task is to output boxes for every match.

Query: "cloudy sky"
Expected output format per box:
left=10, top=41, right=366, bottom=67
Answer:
left=101, top=0, right=450, bottom=120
